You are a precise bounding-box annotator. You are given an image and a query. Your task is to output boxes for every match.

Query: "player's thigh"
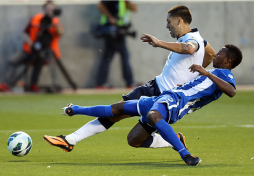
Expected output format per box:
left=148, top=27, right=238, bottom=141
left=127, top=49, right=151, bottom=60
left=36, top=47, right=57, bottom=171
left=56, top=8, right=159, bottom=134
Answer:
left=108, top=115, right=130, bottom=122
left=127, top=122, right=151, bottom=147
left=108, top=100, right=131, bottom=123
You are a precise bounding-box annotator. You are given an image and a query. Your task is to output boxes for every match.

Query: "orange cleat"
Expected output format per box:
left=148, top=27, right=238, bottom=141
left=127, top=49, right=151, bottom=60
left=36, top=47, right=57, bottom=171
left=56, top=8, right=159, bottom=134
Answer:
left=176, top=132, right=188, bottom=150
left=43, top=135, right=74, bottom=152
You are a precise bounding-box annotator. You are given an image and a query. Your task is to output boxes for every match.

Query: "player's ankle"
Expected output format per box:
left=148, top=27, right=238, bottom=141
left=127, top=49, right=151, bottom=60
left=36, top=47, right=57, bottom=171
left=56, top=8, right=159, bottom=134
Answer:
left=65, top=133, right=78, bottom=145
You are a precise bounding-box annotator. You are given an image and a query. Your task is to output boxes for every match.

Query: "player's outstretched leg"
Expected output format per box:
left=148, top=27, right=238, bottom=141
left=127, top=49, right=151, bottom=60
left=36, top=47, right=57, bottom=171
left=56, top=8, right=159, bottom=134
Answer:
left=58, top=101, right=189, bottom=150
left=43, top=101, right=140, bottom=149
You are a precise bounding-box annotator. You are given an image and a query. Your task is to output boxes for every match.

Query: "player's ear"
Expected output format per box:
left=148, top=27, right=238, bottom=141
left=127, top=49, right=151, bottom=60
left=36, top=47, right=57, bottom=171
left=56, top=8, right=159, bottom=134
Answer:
left=225, top=57, right=231, bottom=64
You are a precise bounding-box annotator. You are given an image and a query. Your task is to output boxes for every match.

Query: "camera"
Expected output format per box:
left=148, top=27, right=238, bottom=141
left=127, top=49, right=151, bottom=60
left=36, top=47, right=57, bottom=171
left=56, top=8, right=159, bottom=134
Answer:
left=40, top=8, right=62, bottom=30
left=32, top=8, right=62, bottom=53
left=91, top=24, right=136, bottom=39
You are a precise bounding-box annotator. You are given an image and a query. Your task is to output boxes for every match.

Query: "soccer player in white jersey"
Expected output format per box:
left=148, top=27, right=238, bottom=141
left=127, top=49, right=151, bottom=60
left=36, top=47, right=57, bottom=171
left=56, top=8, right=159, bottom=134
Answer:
left=44, top=5, right=215, bottom=152
left=44, top=44, right=242, bottom=166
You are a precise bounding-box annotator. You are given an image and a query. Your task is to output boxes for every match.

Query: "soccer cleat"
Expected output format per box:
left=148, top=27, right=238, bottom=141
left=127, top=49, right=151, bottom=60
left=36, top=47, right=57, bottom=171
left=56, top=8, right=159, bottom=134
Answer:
left=184, top=154, right=202, bottom=166
left=43, top=135, right=74, bottom=152
left=172, top=132, right=188, bottom=151
left=62, top=103, right=74, bottom=116
left=176, top=132, right=188, bottom=150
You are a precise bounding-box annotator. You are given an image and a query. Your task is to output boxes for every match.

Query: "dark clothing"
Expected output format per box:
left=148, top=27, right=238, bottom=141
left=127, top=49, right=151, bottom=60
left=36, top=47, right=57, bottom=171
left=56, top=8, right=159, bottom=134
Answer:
left=122, top=79, right=161, bottom=101
left=101, top=1, right=119, bottom=22
left=97, top=37, right=133, bottom=86
left=4, top=51, right=41, bottom=86
left=96, top=1, right=134, bottom=86
left=4, top=49, right=55, bottom=87
left=122, top=78, right=161, bottom=134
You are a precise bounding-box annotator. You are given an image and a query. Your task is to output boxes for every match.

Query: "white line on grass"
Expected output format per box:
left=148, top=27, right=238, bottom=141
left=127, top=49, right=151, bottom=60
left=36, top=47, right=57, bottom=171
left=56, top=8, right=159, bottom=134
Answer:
left=1, top=125, right=253, bottom=133
left=235, top=125, right=254, bottom=128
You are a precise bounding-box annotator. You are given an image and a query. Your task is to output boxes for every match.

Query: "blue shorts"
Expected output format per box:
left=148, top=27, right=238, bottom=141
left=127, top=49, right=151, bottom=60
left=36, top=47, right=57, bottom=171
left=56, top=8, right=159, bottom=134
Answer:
left=138, top=91, right=180, bottom=127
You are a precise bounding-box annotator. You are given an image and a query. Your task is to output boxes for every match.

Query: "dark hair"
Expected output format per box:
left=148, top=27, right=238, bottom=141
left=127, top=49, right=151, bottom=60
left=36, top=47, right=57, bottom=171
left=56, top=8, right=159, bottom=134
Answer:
left=43, top=0, right=55, bottom=9
left=225, top=44, right=243, bottom=69
left=168, top=5, right=192, bottom=24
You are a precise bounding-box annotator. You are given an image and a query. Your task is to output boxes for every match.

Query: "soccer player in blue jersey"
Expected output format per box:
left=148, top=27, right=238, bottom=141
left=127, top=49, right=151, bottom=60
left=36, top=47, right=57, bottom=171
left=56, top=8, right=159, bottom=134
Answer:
left=44, top=44, right=242, bottom=166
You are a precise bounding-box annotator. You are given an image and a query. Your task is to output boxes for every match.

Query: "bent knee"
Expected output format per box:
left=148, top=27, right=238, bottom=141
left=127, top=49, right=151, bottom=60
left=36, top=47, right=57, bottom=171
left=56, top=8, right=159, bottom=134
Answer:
left=147, top=110, right=162, bottom=126
left=127, top=134, right=142, bottom=148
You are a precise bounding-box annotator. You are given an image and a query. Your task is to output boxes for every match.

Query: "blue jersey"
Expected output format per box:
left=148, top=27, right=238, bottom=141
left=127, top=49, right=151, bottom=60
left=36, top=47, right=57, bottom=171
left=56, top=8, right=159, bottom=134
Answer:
left=167, top=68, right=235, bottom=121
left=138, top=68, right=236, bottom=124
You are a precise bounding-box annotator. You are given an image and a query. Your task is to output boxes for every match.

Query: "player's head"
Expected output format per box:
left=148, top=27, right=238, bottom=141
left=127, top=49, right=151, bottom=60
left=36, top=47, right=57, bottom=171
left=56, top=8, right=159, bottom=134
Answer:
left=43, top=0, right=56, bottom=17
left=213, top=44, right=243, bottom=70
left=166, top=5, right=192, bottom=38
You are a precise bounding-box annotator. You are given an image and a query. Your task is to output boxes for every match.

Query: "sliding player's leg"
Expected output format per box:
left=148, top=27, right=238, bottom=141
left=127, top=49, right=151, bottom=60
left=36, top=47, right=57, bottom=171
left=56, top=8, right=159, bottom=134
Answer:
left=97, top=79, right=161, bottom=136
left=145, top=99, right=201, bottom=166
left=126, top=96, right=188, bottom=149
left=43, top=100, right=140, bottom=151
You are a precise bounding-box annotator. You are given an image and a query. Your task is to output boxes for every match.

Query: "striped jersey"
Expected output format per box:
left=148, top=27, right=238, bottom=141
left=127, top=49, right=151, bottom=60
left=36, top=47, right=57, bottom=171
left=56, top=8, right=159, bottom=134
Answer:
left=160, top=68, right=236, bottom=122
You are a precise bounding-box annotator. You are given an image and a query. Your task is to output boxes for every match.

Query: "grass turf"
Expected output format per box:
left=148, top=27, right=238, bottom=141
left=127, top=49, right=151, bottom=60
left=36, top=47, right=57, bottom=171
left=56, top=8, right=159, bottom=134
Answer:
left=0, top=91, right=254, bottom=175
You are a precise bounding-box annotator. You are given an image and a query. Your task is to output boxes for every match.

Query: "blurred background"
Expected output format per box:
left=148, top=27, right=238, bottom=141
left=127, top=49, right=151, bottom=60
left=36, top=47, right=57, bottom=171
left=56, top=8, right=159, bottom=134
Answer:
left=0, top=0, right=253, bottom=92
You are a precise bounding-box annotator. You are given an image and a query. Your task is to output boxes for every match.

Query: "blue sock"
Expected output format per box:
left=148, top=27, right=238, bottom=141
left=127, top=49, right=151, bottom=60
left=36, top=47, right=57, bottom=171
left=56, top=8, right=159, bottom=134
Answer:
left=72, top=105, right=113, bottom=118
left=123, top=100, right=139, bottom=116
left=154, top=119, right=190, bottom=160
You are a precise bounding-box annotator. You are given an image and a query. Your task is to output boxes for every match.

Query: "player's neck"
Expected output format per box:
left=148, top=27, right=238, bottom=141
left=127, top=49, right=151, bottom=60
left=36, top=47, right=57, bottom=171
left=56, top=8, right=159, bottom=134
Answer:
left=177, top=24, right=191, bottom=39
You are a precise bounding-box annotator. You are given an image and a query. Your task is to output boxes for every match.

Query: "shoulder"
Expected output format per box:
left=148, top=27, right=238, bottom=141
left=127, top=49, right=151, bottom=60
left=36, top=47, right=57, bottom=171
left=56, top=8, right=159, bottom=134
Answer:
left=215, top=68, right=235, bottom=80
left=33, top=13, right=44, bottom=19
left=180, top=30, right=202, bottom=44
left=31, top=13, right=43, bottom=22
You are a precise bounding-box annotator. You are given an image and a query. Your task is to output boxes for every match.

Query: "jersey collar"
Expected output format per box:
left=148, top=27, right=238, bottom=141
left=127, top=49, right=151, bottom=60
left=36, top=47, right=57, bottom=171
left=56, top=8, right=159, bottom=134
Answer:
left=177, top=28, right=198, bottom=40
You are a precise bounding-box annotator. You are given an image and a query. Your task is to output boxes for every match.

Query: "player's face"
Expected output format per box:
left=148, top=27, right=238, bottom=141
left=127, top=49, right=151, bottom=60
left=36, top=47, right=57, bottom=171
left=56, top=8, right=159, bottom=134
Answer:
left=44, top=3, right=55, bottom=17
left=166, top=13, right=179, bottom=38
left=213, top=47, right=229, bottom=68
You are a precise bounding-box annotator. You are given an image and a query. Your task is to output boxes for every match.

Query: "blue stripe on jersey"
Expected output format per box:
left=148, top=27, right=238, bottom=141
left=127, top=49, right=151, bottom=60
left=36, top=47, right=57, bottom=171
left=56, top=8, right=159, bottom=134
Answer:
left=168, top=68, right=235, bottom=121
left=185, top=38, right=199, bottom=51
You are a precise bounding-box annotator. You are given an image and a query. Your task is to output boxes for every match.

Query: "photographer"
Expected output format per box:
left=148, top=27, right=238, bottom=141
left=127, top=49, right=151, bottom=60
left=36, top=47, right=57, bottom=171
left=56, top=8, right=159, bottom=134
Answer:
left=95, top=1, right=137, bottom=89
left=0, top=0, right=64, bottom=92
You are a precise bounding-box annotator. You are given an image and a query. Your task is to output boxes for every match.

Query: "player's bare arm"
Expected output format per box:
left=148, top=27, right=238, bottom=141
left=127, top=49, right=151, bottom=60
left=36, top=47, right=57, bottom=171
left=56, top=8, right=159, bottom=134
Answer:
left=97, top=2, right=117, bottom=25
left=126, top=1, right=137, bottom=12
left=189, top=64, right=236, bottom=97
left=202, top=42, right=215, bottom=68
left=141, top=33, right=197, bottom=55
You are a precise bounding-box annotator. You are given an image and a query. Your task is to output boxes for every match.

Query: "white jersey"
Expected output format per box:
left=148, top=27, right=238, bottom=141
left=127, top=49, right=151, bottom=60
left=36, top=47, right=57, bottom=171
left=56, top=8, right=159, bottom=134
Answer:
left=156, top=28, right=205, bottom=93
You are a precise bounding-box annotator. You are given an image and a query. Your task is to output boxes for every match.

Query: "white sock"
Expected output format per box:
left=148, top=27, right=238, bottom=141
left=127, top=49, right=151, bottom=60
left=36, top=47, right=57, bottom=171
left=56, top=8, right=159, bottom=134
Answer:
left=65, top=118, right=107, bottom=145
left=149, top=133, right=173, bottom=148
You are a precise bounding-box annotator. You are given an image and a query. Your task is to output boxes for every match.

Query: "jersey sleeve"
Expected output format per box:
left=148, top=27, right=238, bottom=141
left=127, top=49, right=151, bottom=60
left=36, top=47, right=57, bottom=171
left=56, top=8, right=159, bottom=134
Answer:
left=204, top=40, right=207, bottom=47
left=218, top=70, right=236, bottom=89
left=185, top=38, right=199, bottom=52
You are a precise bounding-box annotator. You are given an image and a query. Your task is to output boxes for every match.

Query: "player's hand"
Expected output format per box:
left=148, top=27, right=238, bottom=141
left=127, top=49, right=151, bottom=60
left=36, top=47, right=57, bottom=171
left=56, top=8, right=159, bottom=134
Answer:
left=189, top=64, right=209, bottom=76
left=62, top=103, right=74, bottom=116
left=140, top=33, right=160, bottom=47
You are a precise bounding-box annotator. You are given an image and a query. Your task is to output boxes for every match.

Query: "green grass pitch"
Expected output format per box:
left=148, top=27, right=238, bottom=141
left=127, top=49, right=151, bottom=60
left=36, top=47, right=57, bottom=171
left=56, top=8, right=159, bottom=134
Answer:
left=0, top=91, right=254, bottom=176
